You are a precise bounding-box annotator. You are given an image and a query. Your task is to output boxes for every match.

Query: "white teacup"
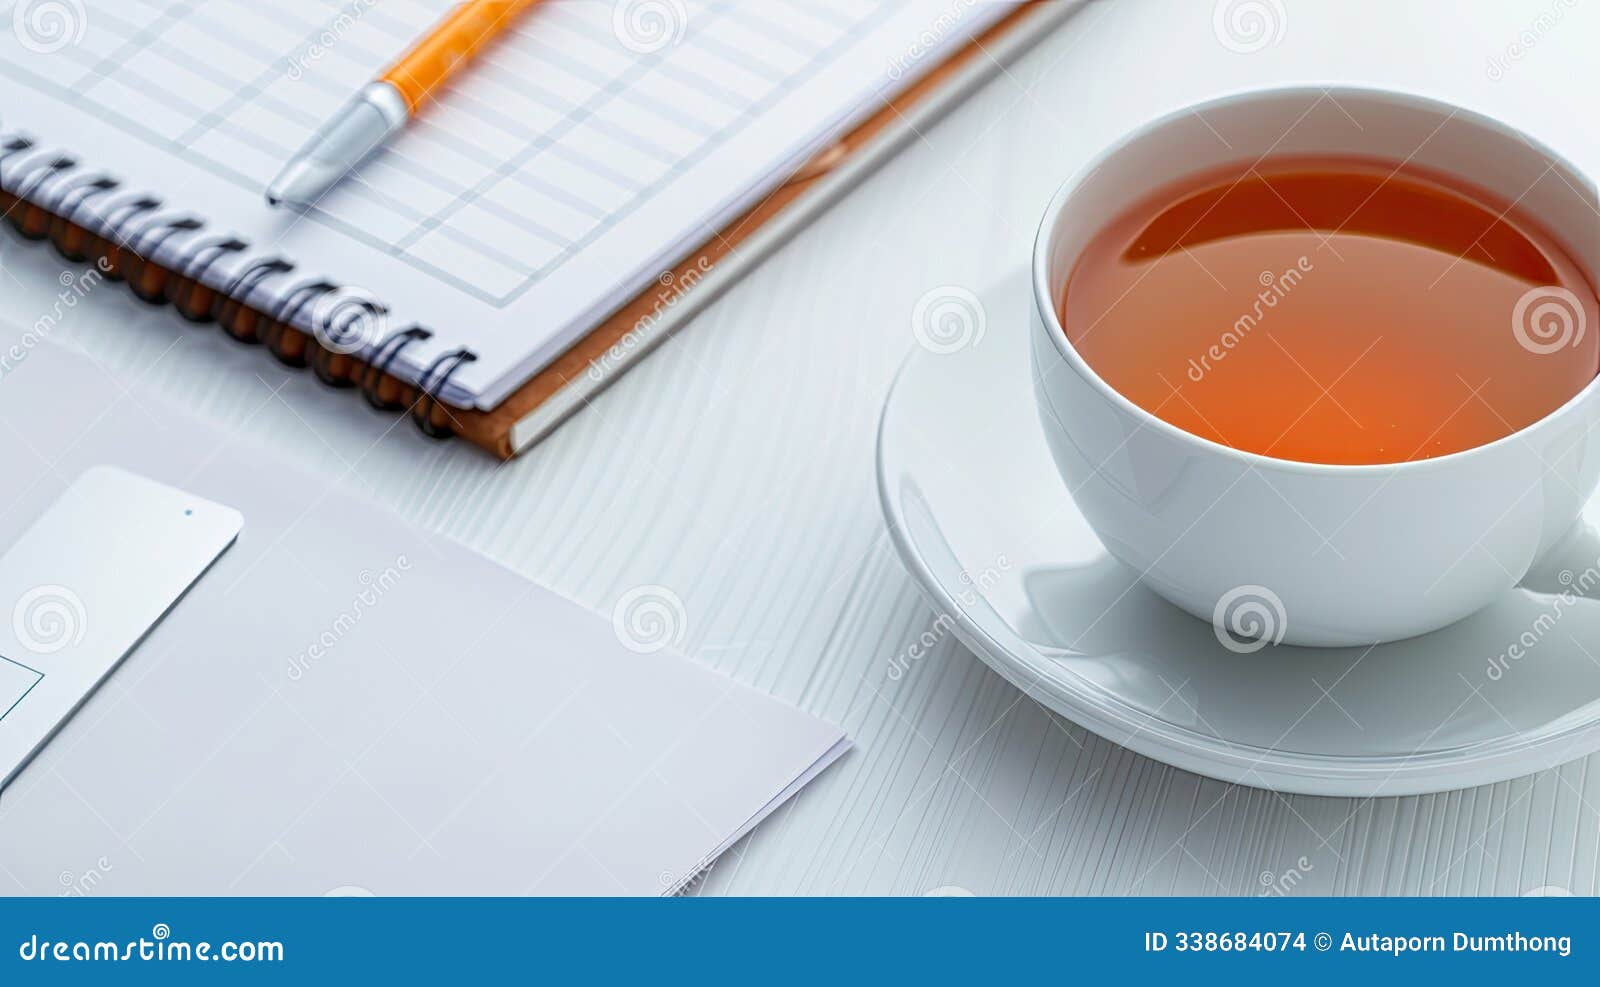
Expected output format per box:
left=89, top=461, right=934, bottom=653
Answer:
left=1031, top=86, right=1600, bottom=647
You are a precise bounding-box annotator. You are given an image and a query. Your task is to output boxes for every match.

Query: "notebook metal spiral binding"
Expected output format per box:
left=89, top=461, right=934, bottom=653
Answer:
left=48, top=173, right=119, bottom=260
left=171, top=235, right=248, bottom=321
left=10, top=151, right=73, bottom=240
left=305, top=286, right=388, bottom=389
left=95, top=195, right=161, bottom=280
left=124, top=214, right=204, bottom=303
left=364, top=326, right=432, bottom=412
left=223, top=257, right=298, bottom=348
left=0, top=131, right=478, bottom=440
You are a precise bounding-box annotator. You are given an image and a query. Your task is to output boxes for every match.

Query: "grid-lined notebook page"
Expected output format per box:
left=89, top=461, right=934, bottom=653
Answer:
left=0, top=0, right=1017, bottom=408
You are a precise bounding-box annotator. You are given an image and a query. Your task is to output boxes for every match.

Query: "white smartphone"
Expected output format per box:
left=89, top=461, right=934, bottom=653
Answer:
left=0, top=466, right=241, bottom=792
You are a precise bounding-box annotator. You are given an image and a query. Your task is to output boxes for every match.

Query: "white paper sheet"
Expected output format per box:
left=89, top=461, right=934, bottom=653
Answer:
left=0, top=335, right=848, bottom=895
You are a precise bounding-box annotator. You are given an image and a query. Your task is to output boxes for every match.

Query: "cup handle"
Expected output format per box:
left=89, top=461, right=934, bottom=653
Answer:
left=1519, top=517, right=1600, bottom=596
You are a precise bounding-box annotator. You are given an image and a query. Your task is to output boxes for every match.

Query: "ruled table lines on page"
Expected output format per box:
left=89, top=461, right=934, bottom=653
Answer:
left=0, top=0, right=896, bottom=305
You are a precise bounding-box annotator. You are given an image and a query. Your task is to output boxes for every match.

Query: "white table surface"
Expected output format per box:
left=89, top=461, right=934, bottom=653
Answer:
left=5, top=0, right=1600, bottom=896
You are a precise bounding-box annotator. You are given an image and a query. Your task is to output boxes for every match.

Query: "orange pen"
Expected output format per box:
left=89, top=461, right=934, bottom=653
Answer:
left=267, top=0, right=541, bottom=207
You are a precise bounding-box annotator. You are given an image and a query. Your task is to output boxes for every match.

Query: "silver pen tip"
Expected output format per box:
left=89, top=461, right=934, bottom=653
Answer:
left=264, top=82, right=408, bottom=209
left=264, top=158, right=326, bottom=209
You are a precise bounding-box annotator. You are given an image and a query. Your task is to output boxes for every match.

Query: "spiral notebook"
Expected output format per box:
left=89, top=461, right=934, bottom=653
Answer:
left=0, top=0, right=1072, bottom=457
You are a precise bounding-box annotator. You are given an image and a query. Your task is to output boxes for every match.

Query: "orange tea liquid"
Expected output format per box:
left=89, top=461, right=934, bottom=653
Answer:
left=1060, top=157, right=1600, bottom=465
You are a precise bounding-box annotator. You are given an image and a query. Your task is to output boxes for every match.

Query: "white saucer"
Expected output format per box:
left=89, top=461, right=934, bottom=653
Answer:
left=877, top=270, right=1600, bottom=796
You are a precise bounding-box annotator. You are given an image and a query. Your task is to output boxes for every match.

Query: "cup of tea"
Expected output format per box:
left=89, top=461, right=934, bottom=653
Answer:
left=1031, top=86, right=1600, bottom=646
